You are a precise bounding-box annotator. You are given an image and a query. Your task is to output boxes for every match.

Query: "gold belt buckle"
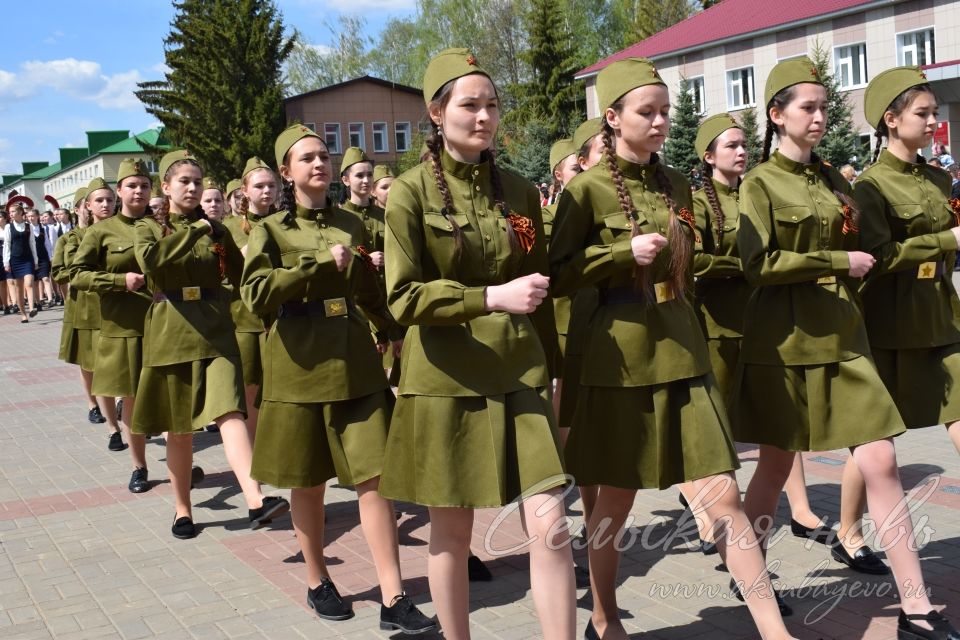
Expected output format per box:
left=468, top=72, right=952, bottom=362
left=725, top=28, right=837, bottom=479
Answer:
left=654, top=282, right=675, bottom=304
left=324, top=297, right=348, bottom=317
left=182, top=286, right=201, bottom=301
left=817, top=276, right=837, bottom=285
left=917, top=262, right=937, bottom=279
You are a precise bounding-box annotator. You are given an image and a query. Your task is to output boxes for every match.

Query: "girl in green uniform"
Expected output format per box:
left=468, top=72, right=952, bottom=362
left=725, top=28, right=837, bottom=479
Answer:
left=549, top=57, right=793, bottom=640
left=736, top=58, right=959, bottom=640
left=241, top=125, right=435, bottom=634
left=132, top=150, right=288, bottom=539
left=200, top=178, right=226, bottom=222
left=72, top=167, right=153, bottom=492
left=372, top=165, right=394, bottom=209
left=52, top=188, right=106, bottom=425
left=380, top=49, right=575, bottom=640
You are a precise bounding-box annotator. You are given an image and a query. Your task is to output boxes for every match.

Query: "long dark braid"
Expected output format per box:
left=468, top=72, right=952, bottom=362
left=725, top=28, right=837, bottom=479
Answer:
left=872, top=128, right=884, bottom=164
left=601, top=119, right=648, bottom=293
left=426, top=125, right=464, bottom=258
left=485, top=149, right=522, bottom=257
left=700, top=162, right=725, bottom=254
left=761, top=117, right=776, bottom=163
left=653, top=160, right=691, bottom=298
left=280, top=179, right=297, bottom=227
left=239, top=194, right=251, bottom=234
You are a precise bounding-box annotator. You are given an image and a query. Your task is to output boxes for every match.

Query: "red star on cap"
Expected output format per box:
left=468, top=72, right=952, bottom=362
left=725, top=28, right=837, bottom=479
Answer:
left=919, top=67, right=927, bottom=79
left=466, top=55, right=477, bottom=66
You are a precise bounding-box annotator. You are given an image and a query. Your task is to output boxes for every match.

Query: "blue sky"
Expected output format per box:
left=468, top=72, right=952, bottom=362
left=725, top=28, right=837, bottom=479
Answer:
left=0, top=0, right=414, bottom=176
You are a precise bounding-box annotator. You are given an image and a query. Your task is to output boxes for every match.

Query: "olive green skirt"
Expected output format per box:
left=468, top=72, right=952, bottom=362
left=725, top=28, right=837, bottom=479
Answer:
left=379, top=387, right=566, bottom=508
left=91, top=336, right=142, bottom=398
left=566, top=375, right=738, bottom=490
left=236, top=331, right=264, bottom=387
left=251, top=389, right=394, bottom=489
left=76, top=329, right=99, bottom=373
left=706, top=337, right=742, bottom=414
left=734, top=356, right=906, bottom=451
left=873, top=343, right=960, bottom=429
left=58, top=321, right=76, bottom=364
left=131, top=356, right=245, bottom=436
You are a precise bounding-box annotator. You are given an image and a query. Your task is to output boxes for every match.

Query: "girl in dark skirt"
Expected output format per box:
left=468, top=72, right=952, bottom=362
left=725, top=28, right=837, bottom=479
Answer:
left=26, top=209, right=54, bottom=307
left=3, top=200, right=38, bottom=322
left=0, top=211, right=9, bottom=314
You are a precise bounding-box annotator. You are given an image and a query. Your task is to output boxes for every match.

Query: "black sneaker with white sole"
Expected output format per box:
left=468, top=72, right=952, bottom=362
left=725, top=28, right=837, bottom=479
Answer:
left=88, top=406, right=106, bottom=424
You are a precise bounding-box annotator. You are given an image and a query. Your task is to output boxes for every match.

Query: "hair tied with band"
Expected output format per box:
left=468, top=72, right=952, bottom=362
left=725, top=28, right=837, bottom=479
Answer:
left=676, top=207, right=700, bottom=243
left=506, top=212, right=536, bottom=253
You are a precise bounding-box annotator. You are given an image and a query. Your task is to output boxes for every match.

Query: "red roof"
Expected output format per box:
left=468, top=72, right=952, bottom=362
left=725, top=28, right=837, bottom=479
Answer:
left=577, top=0, right=879, bottom=78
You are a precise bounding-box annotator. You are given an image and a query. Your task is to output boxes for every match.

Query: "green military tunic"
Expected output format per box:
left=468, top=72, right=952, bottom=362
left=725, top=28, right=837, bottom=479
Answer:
left=60, top=228, right=101, bottom=371
left=380, top=150, right=564, bottom=508
left=736, top=150, right=905, bottom=450
left=549, top=157, right=737, bottom=490
left=692, top=178, right=753, bottom=410
left=52, top=233, right=76, bottom=363
left=223, top=214, right=268, bottom=386
left=130, top=212, right=245, bottom=435
left=542, top=202, right=573, bottom=372
left=241, top=204, right=396, bottom=488
left=71, top=214, right=152, bottom=398
left=855, top=149, right=960, bottom=428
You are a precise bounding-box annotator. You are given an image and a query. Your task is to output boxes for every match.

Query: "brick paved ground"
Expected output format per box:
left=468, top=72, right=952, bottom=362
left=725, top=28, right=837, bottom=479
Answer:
left=2, top=303, right=960, bottom=640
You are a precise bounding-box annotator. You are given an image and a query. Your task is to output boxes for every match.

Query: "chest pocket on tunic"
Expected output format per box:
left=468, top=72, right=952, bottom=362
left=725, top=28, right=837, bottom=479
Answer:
left=890, top=203, right=925, bottom=234
left=772, top=205, right=813, bottom=247
left=109, top=243, right=134, bottom=270
left=601, top=211, right=644, bottom=244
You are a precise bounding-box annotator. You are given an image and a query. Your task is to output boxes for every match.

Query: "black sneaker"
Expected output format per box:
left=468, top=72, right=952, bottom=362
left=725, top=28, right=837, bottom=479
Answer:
left=307, top=578, right=354, bottom=621
left=190, top=466, right=204, bottom=489
left=128, top=467, right=149, bottom=493
left=248, top=496, right=290, bottom=530
left=380, top=593, right=438, bottom=635
left=172, top=515, right=197, bottom=539
left=468, top=554, right=492, bottom=582
left=108, top=431, right=127, bottom=452
left=88, top=406, right=106, bottom=424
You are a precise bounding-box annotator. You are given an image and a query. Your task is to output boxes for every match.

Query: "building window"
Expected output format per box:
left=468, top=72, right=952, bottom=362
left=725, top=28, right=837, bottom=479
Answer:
left=726, top=66, right=755, bottom=110
left=324, top=123, right=342, bottom=154
left=372, top=122, right=389, bottom=153
left=395, top=122, right=411, bottom=152
left=348, top=123, right=365, bottom=150
left=686, top=76, right=705, bottom=114
left=898, top=28, right=935, bottom=67
left=304, top=123, right=316, bottom=132
left=835, top=43, right=868, bottom=90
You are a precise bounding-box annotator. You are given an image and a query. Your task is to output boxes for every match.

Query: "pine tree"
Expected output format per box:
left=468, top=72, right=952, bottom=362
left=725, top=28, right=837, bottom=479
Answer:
left=135, top=0, right=294, bottom=183
left=738, top=107, right=763, bottom=171
left=499, top=118, right=553, bottom=184
left=613, top=0, right=695, bottom=49
left=664, top=77, right=701, bottom=181
left=811, top=39, right=864, bottom=169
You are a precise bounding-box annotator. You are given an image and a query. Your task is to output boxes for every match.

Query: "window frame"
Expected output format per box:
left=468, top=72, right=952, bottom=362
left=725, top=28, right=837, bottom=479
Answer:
left=686, top=75, right=706, bottom=115
left=372, top=121, right=389, bottom=153
left=395, top=122, right=412, bottom=153
left=896, top=27, right=936, bottom=67
left=323, top=123, right=342, bottom=155
left=725, top=65, right=756, bottom=110
left=834, top=42, right=868, bottom=91
left=348, top=122, right=365, bottom=151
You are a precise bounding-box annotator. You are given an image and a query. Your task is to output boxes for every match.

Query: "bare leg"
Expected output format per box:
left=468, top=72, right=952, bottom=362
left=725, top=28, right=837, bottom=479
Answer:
left=121, top=396, right=147, bottom=470
left=292, top=485, right=330, bottom=587
left=13, top=279, right=27, bottom=319
left=947, top=420, right=960, bottom=455
left=355, top=477, right=403, bottom=605
left=743, top=445, right=796, bottom=555
left=80, top=369, right=97, bottom=411
left=23, top=275, right=35, bottom=311
left=96, top=396, right=119, bottom=437
left=427, top=507, right=473, bottom=640
left=679, top=482, right=715, bottom=544
left=837, top=455, right=868, bottom=553
left=216, top=411, right=264, bottom=509
left=166, top=433, right=193, bottom=519
left=244, top=384, right=260, bottom=442
left=42, top=277, right=54, bottom=302
left=784, top=453, right=827, bottom=529
left=586, top=486, right=636, bottom=640
left=519, top=489, right=576, bottom=640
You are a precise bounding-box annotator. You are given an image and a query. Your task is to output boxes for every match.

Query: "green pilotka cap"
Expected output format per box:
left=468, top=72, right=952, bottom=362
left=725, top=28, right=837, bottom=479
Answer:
left=242, top=156, right=272, bottom=180
left=225, top=178, right=242, bottom=196
left=572, top=118, right=603, bottom=152
left=864, top=66, right=929, bottom=129
left=340, top=147, right=370, bottom=176
left=373, top=165, right=394, bottom=184
left=202, top=177, right=222, bottom=192
left=549, top=138, right=577, bottom=171
left=422, top=48, right=490, bottom=104
left=695, top=113, right=742, bottom=159
left=274, top=123, right=321, bottom=168
left=73, top=187, right=88, bottom=206
left=158, top=150, right=199, bottom=182
left=596, top=57, right=666, bottom=111
left=116, top=158, right=151, bottom=185
left=85, top=177, right=112, bottom=197
left=764, top=57, right=821, bottom=108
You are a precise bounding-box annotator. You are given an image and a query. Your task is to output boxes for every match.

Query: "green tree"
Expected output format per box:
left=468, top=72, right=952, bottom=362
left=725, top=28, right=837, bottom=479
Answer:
left=811, top=39, right=864, bottom=168
left=499, top=118, right=553, bottom=184
left=285, top=17, right=372, bottom=95
left=663, top=77, right=701, bottom=180
left=738, top=106, right=763, bottom=171
left=136, top=0, right=293, bottom=183
left=612, top=0, right=696, bottom=48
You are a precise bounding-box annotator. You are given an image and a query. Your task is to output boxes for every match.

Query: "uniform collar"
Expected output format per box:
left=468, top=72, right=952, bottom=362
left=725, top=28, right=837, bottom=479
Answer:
left=248, top=210, right=270, bottom=222
left=440, top=148, right=491, bottom=181
left=877, top=148, right=927, bottom=174
left=613, top=153, right=661, bottom=182
left=117, top=213, right=139, bottom=225
left=770, top=150, right=824, bottom=176
left=295, top=203, right=333, bottom=221
left=711, top=177, right=739, bottom=197
left=172, top=210, right=200, bottom=224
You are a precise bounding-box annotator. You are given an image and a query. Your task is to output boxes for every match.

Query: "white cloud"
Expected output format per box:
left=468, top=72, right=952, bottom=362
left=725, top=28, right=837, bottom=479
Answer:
left=0, top=58, right=144, bottom=110
left=0, top=138, right=11, bottom=151
left=151, top=62, right=171, bottom=75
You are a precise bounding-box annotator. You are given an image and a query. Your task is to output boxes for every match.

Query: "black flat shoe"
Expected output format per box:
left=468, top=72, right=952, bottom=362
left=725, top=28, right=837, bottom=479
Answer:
left=468, top=554, right=493, bottom=582
left=28, top=307, right=37, bottom=317
left=730, top=578, right=793, bottom=617
left=831, top=543, right=890, bottom=575
left=20, top=318, right=28, bottom=323
left=108, top=431, right=127, bottom=452
left=128, top=467, right=149, bottom=493
left=678, top=493, right=689, bottom=509
left=700, top=540, right=719, bottom=556
left=205, top=422, right=219, bottom=432
left=88, top=406, right=106, bottom=424
left=791, top=518, right=836, bottom=545
left=898, top=610, right=960, bottom=639
left=248, top=496, right=290, bottom=530
left=379, top=593, right=438, bottom=634
left=172, top=515, right=197, bottom=539
left=190, top=466, right=204, bottom=489
left=307, top=578, right=354, bottom=621
left=575, top=564, right=591, bottom=589
left=585, top=619, right=600, bottom=640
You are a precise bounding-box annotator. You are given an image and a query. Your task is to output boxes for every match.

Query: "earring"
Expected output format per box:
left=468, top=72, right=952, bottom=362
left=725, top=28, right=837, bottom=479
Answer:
left=438, top=126, right=444, bottom=137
